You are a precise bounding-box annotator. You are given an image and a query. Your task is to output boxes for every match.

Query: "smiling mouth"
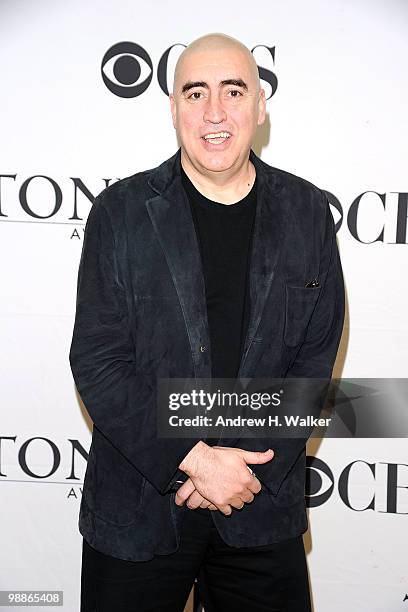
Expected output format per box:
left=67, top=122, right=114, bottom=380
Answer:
left=201, top=131, right=232, bottom=144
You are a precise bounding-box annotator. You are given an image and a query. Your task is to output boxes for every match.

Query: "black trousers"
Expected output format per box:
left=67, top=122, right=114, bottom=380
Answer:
left=81, top=508, right=312, bottom=612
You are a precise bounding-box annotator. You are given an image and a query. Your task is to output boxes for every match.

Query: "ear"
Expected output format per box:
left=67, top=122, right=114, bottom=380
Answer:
left=257, top=88, right=266, bottom=126
left=169, top=93, right=177, bottom=129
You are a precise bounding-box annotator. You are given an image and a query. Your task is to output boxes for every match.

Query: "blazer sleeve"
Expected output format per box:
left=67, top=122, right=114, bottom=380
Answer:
left=69, top=194, right=203, bottom=495
left=223, top=192, right=345, bottom=495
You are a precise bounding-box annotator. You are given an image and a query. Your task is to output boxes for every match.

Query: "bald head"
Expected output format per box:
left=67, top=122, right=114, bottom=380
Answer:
left=172, top=33, right=260, bottom=96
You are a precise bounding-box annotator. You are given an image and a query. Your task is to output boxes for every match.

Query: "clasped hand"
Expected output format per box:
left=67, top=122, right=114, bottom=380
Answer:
left=175, top=444, right=274, bottom=516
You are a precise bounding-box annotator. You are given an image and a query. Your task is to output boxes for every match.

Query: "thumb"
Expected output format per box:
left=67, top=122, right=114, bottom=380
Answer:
left=242, top=449, right=274, bottom=465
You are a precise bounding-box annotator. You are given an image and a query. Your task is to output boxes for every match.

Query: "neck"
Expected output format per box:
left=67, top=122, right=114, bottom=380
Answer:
left=180, top=149, right=256, bottom=205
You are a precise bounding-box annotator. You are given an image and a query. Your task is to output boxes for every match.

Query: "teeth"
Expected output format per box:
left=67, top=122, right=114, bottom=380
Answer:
left=203, top=132, right=231, bottom=139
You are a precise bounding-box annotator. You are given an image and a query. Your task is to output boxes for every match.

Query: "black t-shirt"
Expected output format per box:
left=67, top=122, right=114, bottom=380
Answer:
left=180, top=160, right=257, bottom=379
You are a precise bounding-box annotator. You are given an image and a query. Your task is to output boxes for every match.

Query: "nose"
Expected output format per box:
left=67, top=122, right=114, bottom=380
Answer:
left=203, top=94, right=227, bottom=125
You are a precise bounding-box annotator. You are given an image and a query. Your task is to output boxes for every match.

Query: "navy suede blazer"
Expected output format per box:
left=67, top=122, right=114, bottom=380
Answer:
left=69, top=147, right=345, bottom=561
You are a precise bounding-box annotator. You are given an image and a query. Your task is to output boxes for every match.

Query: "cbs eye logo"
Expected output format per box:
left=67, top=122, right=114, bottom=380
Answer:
left=306, top=456, right=334, bottom=507
left=101, top=41, right=278, bottom=99
left=101, top=42, right=154, bottom=98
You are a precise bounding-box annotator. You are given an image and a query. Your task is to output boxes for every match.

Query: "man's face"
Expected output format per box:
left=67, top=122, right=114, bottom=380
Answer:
left=169, top=47, right=266, bottom=175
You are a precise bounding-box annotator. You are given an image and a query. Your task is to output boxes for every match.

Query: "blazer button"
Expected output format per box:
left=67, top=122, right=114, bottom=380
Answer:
left=200, top=345, right=207, bottom=352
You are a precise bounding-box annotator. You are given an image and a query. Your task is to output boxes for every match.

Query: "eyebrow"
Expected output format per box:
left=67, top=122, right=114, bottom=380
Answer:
left=181, top=78, right=248, bottom=94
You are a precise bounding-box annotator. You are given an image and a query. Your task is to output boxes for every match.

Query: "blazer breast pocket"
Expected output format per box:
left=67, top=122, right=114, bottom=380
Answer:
left=284, top=284, right=321, bottom=347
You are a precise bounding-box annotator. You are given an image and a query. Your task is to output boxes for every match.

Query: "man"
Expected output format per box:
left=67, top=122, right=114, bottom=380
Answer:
left=69, top=32, right=345, bottom=612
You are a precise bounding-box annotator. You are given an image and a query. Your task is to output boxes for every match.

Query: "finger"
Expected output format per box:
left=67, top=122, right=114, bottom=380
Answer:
left=240, top=491, right=255, bottom=504
left=175, top=479, right=196, bottom=506
left=208, top=504, right=218, bottom=511
left=230, top=497, right=246, bottom=510
left=186, top=490, right=207, bottom=510
left=247, top=476, right=262, bottom=495
left=215, top=503, right=233, bottom=516
left=199, top=499, right=212, bottom=509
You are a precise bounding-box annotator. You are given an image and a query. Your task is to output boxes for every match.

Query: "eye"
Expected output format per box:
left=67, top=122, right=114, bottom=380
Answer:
left=187, top=91, right=204, bottom=100
left=227, top=89, right=243, bottom=97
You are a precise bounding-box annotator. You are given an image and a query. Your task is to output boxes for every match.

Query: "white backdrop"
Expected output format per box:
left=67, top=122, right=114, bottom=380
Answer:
left=1, top=0, right=407, bottom=610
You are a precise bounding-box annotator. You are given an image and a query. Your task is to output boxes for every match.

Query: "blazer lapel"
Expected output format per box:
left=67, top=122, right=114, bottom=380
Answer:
left=237, top=149, right=287, bottom=377
left=146, top=149, right=212, bottom=378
